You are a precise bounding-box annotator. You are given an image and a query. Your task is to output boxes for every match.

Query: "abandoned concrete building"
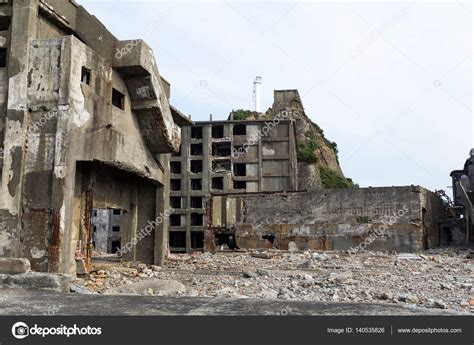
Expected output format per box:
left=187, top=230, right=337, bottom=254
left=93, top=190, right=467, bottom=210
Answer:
left=169, top=117, right=298, bottom=252
left=448, top=149, right=474, bottom=244
left=171, top=90, right=448, bottom=254
left=0, top=0, right=192, bottom=275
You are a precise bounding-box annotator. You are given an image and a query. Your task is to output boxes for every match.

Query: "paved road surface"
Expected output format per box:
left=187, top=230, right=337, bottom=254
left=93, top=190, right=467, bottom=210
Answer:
left=0, top=288, right=453, bottom=316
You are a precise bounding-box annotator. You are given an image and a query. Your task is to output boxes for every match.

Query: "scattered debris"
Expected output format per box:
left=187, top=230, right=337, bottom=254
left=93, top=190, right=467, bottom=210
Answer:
left=73, top=248, right=474, bottom=314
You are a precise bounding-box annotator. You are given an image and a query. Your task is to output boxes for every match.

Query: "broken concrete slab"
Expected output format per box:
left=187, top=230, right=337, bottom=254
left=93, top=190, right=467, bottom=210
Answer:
left=0, top=272, right=71, bottom=292
left=0, top=258, right=31, bottom=274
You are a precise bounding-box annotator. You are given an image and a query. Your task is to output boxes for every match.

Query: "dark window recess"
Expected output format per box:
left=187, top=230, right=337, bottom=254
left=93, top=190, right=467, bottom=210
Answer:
left=81, top=67, right=91, bottom=85
left=190, top=144, right=203, bottom=156
left=0, top=48, right=7, bottom=68
left=93, top=210, right=97, bottom=217
left=0, top=16, right=11, bottom=31
left=212, top=177, right=224, bottom=190
left=190, top=160, right=203, bottom=173
left=191, top=232, right=204, bottom=249
left=112, top=88, right=125, bottom=110
left=212, top=142, right=231, bottom=156
left=212, top=160, right=231, bottom=173
left=170, top=232, right=186, bottom=248
left=212, top=125, right=224, bottom=138
left=112, top=209, right=121, bottom=215
left=170, top=214, right=182, bottom=227
left=191, top=126, right=203, bottom=139
left=170, top=179, right=181, bottom=191
left=233, top=124, right=247, bottom=135
left=234, top=163, right=246, bottom=176
left=112, top=226, right=120, bottom=232
left=215, top=234, right=238, bottom=250
left=262, top=235, right=275, bottom=244
left=111, top=240, right=121, bottom=254
left=93, top=226, right=97, bottom=233
left=170, top=161, right=181, bottom=174
left=234, top=180, right=247, bottom=190
left=191, top=179, right=202, bottom=191
left=170, top=196, right=181, bottom=209
left=190, top=197, right=202, bottom=208
left=190, top=213, right=203, bottom=226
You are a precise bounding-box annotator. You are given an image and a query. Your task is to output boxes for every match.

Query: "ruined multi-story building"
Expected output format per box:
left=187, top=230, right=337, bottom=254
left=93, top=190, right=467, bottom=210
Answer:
left=0, top=0, right=191, bottom=275
left=169, top=116, right=298, bottom=252
left=448, top=149, right=474, bottom=244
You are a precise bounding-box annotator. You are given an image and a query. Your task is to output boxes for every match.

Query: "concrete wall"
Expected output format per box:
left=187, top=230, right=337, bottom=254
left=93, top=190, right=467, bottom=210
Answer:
left=207, top=186, right=445, bottom=253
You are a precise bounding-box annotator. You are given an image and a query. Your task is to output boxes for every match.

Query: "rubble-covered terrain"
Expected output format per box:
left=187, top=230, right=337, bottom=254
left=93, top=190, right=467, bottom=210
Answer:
left=73, top=248, right=474, bottom=314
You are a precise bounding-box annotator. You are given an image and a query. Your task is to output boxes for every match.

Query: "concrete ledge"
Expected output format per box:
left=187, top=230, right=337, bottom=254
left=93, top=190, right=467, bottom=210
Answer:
left=0, top=258, right=31, bottom=274
left=0, top=272, right=72, bottom=292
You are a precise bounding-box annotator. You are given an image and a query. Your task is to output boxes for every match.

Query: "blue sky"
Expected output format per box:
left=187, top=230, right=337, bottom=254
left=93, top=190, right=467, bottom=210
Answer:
left=78, top=0, right=472, bottom=193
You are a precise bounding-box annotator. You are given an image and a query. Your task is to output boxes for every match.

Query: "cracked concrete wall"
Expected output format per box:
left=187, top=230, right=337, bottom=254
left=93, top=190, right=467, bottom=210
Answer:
left=20, top=36, right=171, bottom=274
left=0, top=1, right=177, bottom=274
left=209, top=186, right=444, bottom=253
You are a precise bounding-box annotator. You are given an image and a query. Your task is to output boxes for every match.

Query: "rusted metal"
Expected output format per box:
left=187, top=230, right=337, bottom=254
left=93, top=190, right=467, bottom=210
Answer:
left=48, top=209, right=61, bottom=272
left=83, top=187, right=93, bottom=272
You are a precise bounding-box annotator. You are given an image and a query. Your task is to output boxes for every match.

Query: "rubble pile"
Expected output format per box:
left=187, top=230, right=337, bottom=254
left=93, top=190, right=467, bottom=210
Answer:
left=74, top=248, right=474, bottom=313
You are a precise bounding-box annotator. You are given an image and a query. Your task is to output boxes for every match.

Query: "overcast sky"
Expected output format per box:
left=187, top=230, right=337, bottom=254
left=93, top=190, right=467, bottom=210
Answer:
left=78, top=0, right=472, bottom=193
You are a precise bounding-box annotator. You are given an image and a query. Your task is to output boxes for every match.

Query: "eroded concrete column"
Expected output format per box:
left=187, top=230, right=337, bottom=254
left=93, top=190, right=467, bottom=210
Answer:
left=154, top=154, right=170, bottom=266
left=0, top=0, right=38, bottom=260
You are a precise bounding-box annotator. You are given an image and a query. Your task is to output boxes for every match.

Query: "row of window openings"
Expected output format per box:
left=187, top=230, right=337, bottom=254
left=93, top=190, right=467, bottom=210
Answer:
left=171, top=161, right=247, bottom=176
left=190, top=124, right=247, bottom=140
left=173, top=143, right=249, bottom=158
left=92, top=225, right=121, bottom=232
left=93, top=208, right=122, bottom=217
left=169, top=231, right=203, bottom=250
left=169, top=213, right=203, bottom=227
left=171, top=177, right=246, bottom=191
left=81, top=67, right=125, bottom=111
left=170, top=196, right=203, bottom=209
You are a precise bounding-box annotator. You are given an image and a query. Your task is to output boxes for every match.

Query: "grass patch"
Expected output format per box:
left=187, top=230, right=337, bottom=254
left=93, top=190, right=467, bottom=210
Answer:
left=231, top=109, right=254, bottom=121
left=297, top=131, right=319, bottom=163
left=356, top=216, right=369, bottom=224
left=319, top=165, right=357, bottom=189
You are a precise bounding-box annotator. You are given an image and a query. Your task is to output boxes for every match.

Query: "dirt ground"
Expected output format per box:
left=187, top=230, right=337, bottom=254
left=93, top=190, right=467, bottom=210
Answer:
left=73, top=247, right=474, bottom=314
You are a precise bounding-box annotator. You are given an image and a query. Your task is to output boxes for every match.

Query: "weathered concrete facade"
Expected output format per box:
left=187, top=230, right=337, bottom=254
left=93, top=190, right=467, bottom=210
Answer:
left=207, top=186, right=445, bottom=253
left=448, top=148, right=474, bottom=244
left=170, top=119, right=298, bottom=252
left=0, top=0, right=190, bottom=275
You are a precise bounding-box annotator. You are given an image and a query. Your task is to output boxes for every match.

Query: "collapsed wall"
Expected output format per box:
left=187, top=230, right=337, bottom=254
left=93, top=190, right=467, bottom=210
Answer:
left=206, top=186, right=445, bottom=253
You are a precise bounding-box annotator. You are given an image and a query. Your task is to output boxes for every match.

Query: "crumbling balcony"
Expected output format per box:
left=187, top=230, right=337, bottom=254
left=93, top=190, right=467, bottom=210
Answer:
left=113, top=39, right=182, bottom=154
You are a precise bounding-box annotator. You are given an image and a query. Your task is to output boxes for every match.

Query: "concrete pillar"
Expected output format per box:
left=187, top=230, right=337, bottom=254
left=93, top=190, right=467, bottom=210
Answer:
left=0, top=0, right=38, bottom=259
left=154, top=154, right=170, bottom=266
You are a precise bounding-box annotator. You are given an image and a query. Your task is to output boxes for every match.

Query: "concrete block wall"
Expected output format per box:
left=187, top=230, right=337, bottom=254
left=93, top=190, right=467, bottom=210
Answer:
left=207, top=186, right=445, bottom=253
